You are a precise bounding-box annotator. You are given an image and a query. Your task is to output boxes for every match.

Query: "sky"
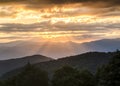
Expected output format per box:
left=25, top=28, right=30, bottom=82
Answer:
left=0, top=0, right=120, bottom=43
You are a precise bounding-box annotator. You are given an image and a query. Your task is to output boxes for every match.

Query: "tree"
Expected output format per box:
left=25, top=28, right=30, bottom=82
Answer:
left=78, top=70, right=95, bottom=86
left=52, top=65, right=95, bottom=86
left=52, top=66, right=80, bottom=86
left=4, top=63, right=48, bottom=86
left=0, top=81, right=3, bottom=86
left=96, top=52, right=120, bottom=86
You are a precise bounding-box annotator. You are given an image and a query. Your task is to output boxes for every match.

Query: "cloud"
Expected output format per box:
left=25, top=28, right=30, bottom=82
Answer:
left=0, top=0, right=119, bottom=43
left=0, top=21, right=120, bottom=43
left=0, top=0, right=120, bottom=8
left=0, top=23, right=44, bottom=32
left=0, top=0, right=119, bottom=19
left=0, top=11, right=17, bottom=17
left=0, top=21, right=120, bottom=33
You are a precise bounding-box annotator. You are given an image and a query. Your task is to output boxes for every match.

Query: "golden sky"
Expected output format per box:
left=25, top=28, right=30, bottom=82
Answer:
left=0, top=0, right=120, bottom=43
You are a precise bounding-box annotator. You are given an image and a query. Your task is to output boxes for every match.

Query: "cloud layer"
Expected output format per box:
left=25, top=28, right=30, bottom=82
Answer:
left=0, top=0, right=120, bottom=43
left=0, top=0, right=120, bottom=6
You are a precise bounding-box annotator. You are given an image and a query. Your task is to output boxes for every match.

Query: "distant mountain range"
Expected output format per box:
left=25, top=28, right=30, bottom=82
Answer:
left=0, top=55, right=52, bottom=76
left=1, top=52, right=115, bottom=79
left=0, top=38, right=120, bottom=59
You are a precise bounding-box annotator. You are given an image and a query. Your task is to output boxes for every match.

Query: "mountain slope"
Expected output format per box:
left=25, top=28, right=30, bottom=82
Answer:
left=36, top=52, right=113, bottom=74
left=0, top=55, right=52, bottom=76
left=1, top=52, right=115, bottom=79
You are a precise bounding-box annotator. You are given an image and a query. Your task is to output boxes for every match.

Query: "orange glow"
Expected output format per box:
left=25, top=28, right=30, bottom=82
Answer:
left=0, top=3, right=120, bottom=43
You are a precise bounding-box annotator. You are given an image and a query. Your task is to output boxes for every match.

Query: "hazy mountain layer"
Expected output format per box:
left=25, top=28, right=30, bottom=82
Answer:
left=0, top=38, right=120, bottom=59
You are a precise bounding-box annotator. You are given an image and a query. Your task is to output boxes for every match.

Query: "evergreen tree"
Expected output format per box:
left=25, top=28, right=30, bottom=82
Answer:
left=52, top=66, right=80, bottom=86
left=78, top=70, right=95, bottom=86
left=0, top=81, right=3, bottom=86
left=4, top=63, right=48, bottom=86
left=96, top=52, right=120, bottom=86
left=52, top=65, right=95, bottom=86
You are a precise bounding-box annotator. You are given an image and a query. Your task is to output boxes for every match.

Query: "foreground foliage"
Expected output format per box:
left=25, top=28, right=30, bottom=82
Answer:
left=52, top=66, right=95, bottom=86
left=0, top=51, right=120, bottom=86
left=96, top=52, right=120, bottom=86
left=2, top=63, right=48, bottom=86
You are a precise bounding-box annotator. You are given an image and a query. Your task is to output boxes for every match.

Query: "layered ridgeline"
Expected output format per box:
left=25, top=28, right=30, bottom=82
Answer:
left=0, top=38, right=120, bottom=60
left=0, top=55, right=52, bottom=76
left=1, top=52, right=116, bottom=79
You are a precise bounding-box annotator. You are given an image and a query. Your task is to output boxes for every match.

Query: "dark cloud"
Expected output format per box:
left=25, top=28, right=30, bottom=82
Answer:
left=48, top=0, right=120, bottom=9
left=0, top=0, right=120, bottom=8
left=0, top=21, right=120, bottom=33
left=0, top=23, right=45, bottom=32
left=0, top=0, right=24, bottom=4
left=0, top=0, right=119, bottom=18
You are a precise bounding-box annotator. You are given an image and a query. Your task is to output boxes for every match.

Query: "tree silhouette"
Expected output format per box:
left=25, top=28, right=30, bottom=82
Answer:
left=4, top=63, right=48, bottom=86
left=96, top=52, right=120, bottom=86
left=52, top=65, right=95, bottom=86
left=78, top=70, right=95, bottom=86
left=52, top=66, right=80, bottom=86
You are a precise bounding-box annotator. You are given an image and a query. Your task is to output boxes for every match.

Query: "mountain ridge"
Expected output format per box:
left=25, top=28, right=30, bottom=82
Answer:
left=0, top=55, right=52, bottom=76
left=0, top=38, right=120, bottom=59
left=1, top=51, right=116, bottom=80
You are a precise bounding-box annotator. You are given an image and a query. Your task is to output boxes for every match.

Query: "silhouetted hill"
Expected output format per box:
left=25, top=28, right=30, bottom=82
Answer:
left=0, top=55, right=52, bottom=76
left=1, top=52, right=115, bottom=79
left=36, top=52, right=113, bottom=74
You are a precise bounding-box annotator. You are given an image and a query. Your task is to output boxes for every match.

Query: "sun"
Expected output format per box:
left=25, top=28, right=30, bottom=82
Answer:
left=43, top=35, right=60, bottom=39
left=41, top=34, right=72, bottom=42
left=42, top=35, right=63, bottom=42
